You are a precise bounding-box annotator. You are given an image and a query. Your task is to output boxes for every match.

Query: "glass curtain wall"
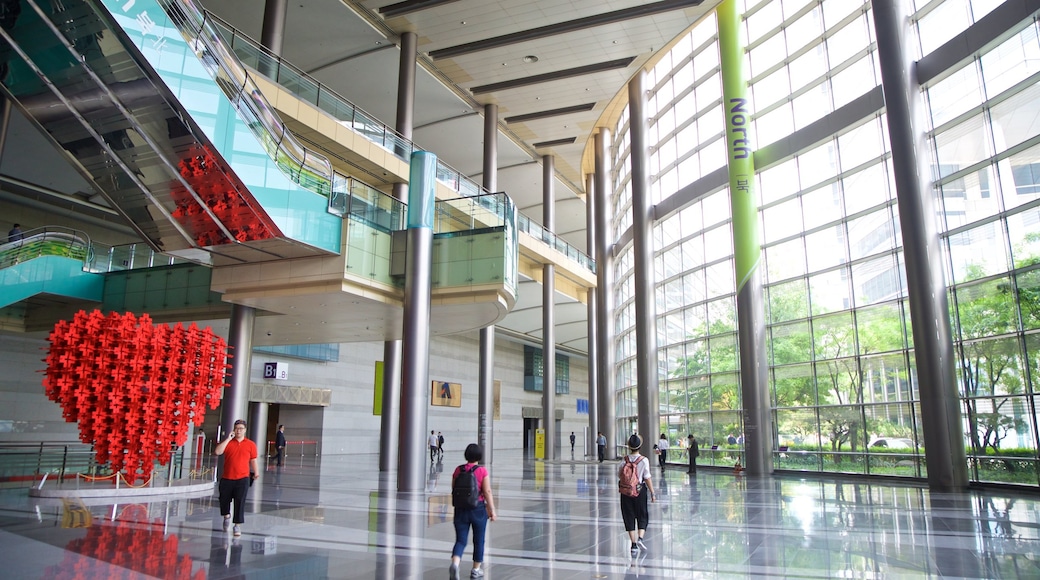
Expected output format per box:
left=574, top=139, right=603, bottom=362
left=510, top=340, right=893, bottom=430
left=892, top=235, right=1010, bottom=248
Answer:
left=607, top=0, right=1040, bottom=486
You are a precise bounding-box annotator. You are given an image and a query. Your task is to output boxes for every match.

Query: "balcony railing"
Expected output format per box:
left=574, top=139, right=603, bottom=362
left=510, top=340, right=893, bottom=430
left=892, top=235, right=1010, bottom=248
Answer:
left=204, top=11, right=594, bottom=275
left=0, top=226, right=91, bottom=269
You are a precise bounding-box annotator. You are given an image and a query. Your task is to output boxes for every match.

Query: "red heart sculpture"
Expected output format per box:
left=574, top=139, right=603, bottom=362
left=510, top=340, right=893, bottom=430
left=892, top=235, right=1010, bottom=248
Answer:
left=43, top=311, right=230, bottom=483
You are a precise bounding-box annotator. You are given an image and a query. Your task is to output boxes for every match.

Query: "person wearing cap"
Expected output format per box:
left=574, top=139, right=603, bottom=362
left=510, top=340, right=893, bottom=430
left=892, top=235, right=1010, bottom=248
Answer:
left=215, top=419, right=259, bottom=537
left=618, top=434, right=655, bottom=557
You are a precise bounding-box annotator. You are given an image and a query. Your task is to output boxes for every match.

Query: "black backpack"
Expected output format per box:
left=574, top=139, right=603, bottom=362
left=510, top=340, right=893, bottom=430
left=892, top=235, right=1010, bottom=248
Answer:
left=452, top=464, right=481, bottom=509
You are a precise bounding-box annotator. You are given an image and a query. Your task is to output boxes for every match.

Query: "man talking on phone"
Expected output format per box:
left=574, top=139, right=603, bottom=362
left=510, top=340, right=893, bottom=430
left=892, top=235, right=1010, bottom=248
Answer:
left=215, top=419, right=258, bottom=537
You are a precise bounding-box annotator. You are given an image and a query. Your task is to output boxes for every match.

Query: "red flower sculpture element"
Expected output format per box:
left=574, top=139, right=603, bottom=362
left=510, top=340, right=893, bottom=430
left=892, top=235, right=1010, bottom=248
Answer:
left=43, top=311, right=231, bottom=483
left=43, top=505, right=205, bottom=580
left=170, top=145, right=278, bottom=247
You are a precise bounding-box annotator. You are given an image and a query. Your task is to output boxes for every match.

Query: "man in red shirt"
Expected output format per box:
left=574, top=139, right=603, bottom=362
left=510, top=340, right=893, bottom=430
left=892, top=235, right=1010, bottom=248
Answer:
left=215, top=419, right=258, bottom=537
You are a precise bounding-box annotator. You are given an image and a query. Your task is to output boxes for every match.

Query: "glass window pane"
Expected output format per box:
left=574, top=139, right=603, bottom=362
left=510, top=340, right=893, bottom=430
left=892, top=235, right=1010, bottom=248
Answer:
left=705, top=259, right=735, bottom=299
left=955, top=278, right=1018, bottom=338
left=1007, top=207, right=1040, bottom=268
left=802, top=183, right=843, bottom=230
left=827, top=16, right=870, bottom=66
left=792, top=82, right=832, bottom=129
left=939, top=164, right=1000, bottom=230
left=704, top=225, right=733, bottom=264
left=756, top=102, right=794, bottom=146
left=980, top=22, right=1040, bottom=97
left=989, top=81, right=1040, bottom=154
left=753, top=68, right=791, bottom=112
left=786, top=9, right=823, bottom=54
left=927, top=62, right=982, bottom=127
left=799, top=142, right=838, bottom=190
left=789, top=44, right=828, bottom=92
left=999, top=143, right=1040, bottom=211
left=749, top=33, right=787, bottom=76
left=853, top=254, right=903, bottom=306
left=917, top=0, right=973, bottom=55
left=933, top=113, right=991, bottom=178
left=805, top=226, right=848, bottom=273
left=946, top=220, right=1009, bottom=282
left=768, top=278, right=810, bottom=323
left=810, top=268, right=852, bottom=315
left=766, top=237, right=808, bottom=281
left=843, top=162, right=889, bottom=216
left=857, top=303, right=906, bottom=354
left=759, top=157, right=800, bottom=206
left=831, top=55, right=877, bottom=110
left=1015, top=269, right=1040, bottom=331
left=710, top=333, right=738, bottom=373
left=770, top=320, right=813, bottom=365
left=861, top=355, right=915, bottom=404
left=684, top=270, right=707, bottom=305
left=763, top=196, right=804, bottom=243
left=847, top=208, right=897, bottom=261
left=838, top=118, right=883, bottom=171
left=773, top=365, right=817, bottom=410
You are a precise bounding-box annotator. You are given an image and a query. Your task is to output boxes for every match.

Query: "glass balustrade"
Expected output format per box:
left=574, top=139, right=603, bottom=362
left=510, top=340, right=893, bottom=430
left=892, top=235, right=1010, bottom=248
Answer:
left=204, top=12, right=594, bottom=275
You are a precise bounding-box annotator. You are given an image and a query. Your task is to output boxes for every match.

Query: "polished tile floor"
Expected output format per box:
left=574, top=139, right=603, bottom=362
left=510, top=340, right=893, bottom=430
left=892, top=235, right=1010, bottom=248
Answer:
left=2, top=449, right=1039, bottom=578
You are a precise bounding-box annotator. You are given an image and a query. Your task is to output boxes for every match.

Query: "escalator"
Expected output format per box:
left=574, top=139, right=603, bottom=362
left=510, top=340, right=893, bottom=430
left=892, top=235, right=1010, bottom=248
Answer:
left=0, top=0, right=343, bottom=266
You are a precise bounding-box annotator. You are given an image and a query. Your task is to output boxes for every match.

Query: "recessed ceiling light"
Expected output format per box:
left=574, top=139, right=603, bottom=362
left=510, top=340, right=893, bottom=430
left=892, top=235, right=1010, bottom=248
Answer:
left=461, top=21, right=466, bottom=25
left=523, top=55, right=538, bottom=63
left=612, top=40, right=619, bottom=44
left=501, top=62, right=507, bottom=66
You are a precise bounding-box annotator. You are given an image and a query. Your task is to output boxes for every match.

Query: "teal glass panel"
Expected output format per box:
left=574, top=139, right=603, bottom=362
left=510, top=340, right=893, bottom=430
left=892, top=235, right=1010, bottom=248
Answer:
left=0, top=256, right=104, bottom=308
left=254, top=343, right=340, bottom=362
left=431, top=230, right=508, bottom=290
left=408, top=152, right=437, bottom=229
left=345, top=220, right=395, bottom=286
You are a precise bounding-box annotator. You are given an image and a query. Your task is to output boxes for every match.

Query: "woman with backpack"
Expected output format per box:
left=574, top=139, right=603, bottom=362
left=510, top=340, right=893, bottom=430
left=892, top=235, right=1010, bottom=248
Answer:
left=618, top=434, right=656, bottom=557
left=449, top=443, right=497, bottom=579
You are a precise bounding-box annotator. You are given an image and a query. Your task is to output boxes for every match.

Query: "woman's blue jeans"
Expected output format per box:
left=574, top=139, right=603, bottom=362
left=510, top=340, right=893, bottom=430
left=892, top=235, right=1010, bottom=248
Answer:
left=452, top=503, right=489, bottom=562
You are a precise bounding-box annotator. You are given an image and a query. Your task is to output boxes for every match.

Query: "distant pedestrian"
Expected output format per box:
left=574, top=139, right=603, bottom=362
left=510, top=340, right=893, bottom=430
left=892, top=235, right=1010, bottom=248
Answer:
left=438, top=431, right=445, bottom=458
left=618, top=434, right=655, bottom=557
left=274, top=424, right=286, bottom=466
left=657, top=434, right=669, bottom=468
left=687, top=434, right=698, bottom=474
left=569, top=431, right=576, bottom=452
left=449, top=443, right=497, bottom=580
left=7, top=223, right=23, bottom=243
left=597, top=432, right=606, bottom=463
left=429, top=430, right=439, bottom=462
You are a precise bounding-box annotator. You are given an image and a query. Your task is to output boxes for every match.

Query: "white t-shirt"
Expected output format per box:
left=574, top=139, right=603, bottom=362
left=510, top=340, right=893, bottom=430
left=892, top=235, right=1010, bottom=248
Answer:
left=618, top=453, right=652, bottom=483
left=657, top=438, right=669, bottom=451
left=428, top=434, right=438, bottom=447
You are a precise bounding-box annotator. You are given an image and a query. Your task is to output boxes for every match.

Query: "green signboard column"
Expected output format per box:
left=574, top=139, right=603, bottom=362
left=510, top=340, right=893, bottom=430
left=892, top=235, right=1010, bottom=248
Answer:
left=718, top=0, right=772, bottom=475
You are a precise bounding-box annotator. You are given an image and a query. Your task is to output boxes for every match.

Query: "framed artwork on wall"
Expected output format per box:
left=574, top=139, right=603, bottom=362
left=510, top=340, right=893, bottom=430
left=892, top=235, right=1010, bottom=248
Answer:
left=431, top=381, right=461, bottom=407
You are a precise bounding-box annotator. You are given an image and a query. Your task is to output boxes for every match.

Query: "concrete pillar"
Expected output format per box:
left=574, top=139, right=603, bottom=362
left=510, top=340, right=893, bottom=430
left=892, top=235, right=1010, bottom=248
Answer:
left=248, top=401, right=269, bottom=462
left=542, top=154, right=556, bottom=460
left=585, top=172, right=598, bottom=459
left=479, top=103, right=498, bottom=465
left=398, top=152, right=437, bottom=491
left=220, top=304, right=254, bottom=440
left=627, top=70, right=660, bottom=460
left=380, top=31, right=418, bottom=472
left=719, top=0, right=772, bottom=475
left=872, top=0, right=967, bottom=490
left=594, top=129, right=616, bottom=460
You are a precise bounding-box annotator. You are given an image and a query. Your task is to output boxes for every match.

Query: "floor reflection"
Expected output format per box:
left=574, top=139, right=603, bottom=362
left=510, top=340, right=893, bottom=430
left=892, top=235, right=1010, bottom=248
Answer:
left=0, top=451, right=1038, bottom=578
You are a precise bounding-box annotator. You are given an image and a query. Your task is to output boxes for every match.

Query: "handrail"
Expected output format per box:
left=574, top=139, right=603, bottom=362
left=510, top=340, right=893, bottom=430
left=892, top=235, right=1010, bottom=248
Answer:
left=203, top=11, right=595, bottom=275
left=0, top=441, right=193, bottom=488
left=0, top=226, right=92, bottom=268
left=163, top=0, right=335, bottom=200
left=86, top=242, right=187, bottom=273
